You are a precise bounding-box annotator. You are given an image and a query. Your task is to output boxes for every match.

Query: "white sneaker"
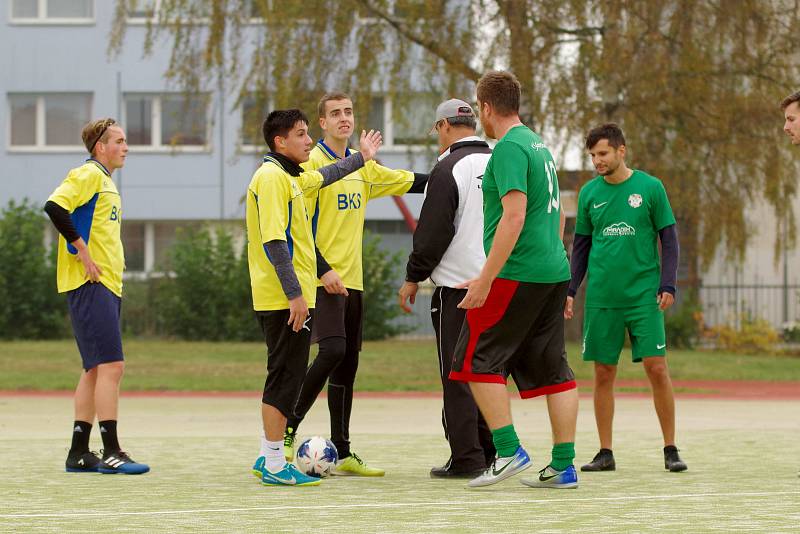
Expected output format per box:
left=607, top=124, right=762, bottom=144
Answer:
left=467, top=446, right=531, bottom=488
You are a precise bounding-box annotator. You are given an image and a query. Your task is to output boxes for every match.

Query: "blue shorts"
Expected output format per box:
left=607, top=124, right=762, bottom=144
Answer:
left=67, top=282, right=124, bottom=371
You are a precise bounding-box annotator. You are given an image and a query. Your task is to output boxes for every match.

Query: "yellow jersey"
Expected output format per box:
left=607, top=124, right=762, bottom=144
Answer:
left=302, top=141, right=415, bottom=290
left=48, top=160, right=124, bottom=297
left=246, top=155, right=325, bottom=311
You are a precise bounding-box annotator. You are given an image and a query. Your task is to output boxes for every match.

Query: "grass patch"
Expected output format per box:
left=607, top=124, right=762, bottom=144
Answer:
left=0, top=339, right=798, bottom=392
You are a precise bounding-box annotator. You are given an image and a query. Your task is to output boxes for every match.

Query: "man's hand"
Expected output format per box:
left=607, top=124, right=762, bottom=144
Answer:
left=74, top=240, right=102, bottom=282
left=288, top=296, right=310, bottom=333
left=564, top=296, right=574, bottom=319
left=658, top=291, right=675, bottom=311
left=397, top=281, right=419, bottom=313
left=358, top=129, right=383, bottom=161
left=320, top=270, right=348, bottom=296
left=456, top=277, right=492, bottom=309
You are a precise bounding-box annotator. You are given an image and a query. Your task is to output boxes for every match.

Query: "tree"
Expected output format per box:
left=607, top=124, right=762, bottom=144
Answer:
left=112, top=0, right=800, bottom=283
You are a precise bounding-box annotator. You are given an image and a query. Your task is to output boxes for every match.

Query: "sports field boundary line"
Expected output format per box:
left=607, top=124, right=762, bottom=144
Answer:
left=1, top=378, right=800, bottom=399
left=2, top=490, right=799, bottom=519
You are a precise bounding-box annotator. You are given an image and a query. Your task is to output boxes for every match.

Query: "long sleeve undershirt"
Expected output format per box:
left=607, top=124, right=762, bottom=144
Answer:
left=264, top=240, right=302, bottom=300
left=43, top=200, right=80, bottom=243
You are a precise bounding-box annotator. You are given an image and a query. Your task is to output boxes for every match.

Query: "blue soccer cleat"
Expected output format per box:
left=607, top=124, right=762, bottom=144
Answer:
left=521, top=464, right=579, bottom=489
left=97, top=451, right=150, bottom=475
left=252, top=456, right=266, bottom=479
left=261, top=462, right=321, bottom=487
left=467, top=446, right=532, bottom=488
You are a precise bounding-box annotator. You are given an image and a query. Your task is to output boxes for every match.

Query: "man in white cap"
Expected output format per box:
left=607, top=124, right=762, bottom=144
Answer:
left=398, top=98, right=496, bottom=477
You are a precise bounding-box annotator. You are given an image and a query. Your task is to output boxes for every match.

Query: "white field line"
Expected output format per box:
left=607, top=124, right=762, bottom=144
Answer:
left=2, top=490, right=800, bottom=519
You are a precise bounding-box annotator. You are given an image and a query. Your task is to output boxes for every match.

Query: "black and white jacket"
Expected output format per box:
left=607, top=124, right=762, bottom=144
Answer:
left=405, top=136, right=491, bottom=288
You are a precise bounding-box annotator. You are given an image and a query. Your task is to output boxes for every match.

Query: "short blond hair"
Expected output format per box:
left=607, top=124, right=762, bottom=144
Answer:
left=81, top=118, right=117, bottom=155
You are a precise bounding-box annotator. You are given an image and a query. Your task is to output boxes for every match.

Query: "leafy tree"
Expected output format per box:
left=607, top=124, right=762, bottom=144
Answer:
left=0, top=200, right=67, bottom=339
left=112, top=0, right=800, bottom=284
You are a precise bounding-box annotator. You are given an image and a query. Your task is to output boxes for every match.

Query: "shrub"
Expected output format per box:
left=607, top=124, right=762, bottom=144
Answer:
left=362, top=230, right=412, bottom=340
left=156, top=225, right=259, bottom=341
left=709, top=314, right=780, bottom=354
left=781, top=321, right=800, bottom=344
left=664, top=290, right=703, bottom=349
left=0, top=199, right=68, bottom=339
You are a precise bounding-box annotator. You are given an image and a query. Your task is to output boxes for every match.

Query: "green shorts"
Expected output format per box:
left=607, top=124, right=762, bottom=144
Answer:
left=582, top=304, right=666, bottom=364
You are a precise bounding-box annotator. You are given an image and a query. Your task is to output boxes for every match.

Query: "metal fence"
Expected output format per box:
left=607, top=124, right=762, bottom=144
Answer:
left=699, top=284, right=800, bottom=329
left=396, top=283, right=800, bottom=337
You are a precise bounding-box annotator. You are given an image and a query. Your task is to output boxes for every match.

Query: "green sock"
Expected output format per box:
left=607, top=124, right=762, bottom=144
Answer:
left=550, top=442, right=575, bottom=471
left=491, top=425, right=520, bottom=458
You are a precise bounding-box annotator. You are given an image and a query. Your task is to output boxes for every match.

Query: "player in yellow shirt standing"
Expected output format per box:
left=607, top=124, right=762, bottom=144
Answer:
left=282, top=93, right=427, bottom=476
left=44, top=118, right=149, bottom=475
left=247, top=109, right=382, bottom=486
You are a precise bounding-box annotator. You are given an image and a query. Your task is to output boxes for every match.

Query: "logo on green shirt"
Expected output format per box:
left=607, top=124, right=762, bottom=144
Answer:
left=602, top=222, right=636, bottom=237
left=628, top=193, right=643, bottom=208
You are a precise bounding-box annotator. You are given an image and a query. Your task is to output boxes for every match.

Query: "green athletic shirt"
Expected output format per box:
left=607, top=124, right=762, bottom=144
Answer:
left=482, top=125, right=569, bottom=283
left=575, top=169, right=676, bottom=308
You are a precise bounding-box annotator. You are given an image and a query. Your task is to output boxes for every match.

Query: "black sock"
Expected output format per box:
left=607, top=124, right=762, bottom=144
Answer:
left=664, top=445, right=678, bottom=454
left=600, top=448, right=613, bottom=455
left=68, top=421, right=92, bottom=457
left=98, top=420, right=121, bottom=455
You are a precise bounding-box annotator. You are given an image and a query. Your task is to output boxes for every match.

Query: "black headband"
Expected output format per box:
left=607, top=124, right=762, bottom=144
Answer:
left=87, top=120, right=115, bottom=154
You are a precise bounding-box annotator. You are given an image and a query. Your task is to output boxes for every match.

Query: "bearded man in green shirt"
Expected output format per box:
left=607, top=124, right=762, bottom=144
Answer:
left=567, top=123, right=686, bottom=473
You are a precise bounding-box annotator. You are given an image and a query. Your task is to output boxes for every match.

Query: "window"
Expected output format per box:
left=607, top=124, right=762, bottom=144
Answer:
left=8, top=93, right=92, bottom=149
left=154, top=222, right=184, bottom=269
left=391, top=93, right=438, bottom=146
left=123, top=94, right=209, bottom=150
left=362, top=96, right=386, bottom=133
left=161, top=95, right=207, bottom=146
left=125, top=0, right=157, bottom=20
left=126, top=0, right=210, bottom=23
left=10, top=0, right=94, bottom=22
left=121, top=222, right=145, bottom=272
left=240, top=92, right=270, bottom=148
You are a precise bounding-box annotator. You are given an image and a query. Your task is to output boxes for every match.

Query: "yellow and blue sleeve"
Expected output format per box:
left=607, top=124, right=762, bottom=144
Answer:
left=47, top=169, right=102, bottom=212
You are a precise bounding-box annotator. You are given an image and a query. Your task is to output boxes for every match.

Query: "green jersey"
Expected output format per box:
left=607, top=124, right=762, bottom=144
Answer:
left=482, top=125, right=569, bottom=283
left=575, top=169, right=676, bottom=308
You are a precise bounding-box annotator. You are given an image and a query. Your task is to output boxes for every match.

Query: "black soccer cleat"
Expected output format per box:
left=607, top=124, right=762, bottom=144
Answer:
left=430, top=460, right=486, bottom=479
left=580, top=449, right=616, bottom=472
left=66, top=451, right=101, bottom=473
left=664, top=446, right=687, bottom=472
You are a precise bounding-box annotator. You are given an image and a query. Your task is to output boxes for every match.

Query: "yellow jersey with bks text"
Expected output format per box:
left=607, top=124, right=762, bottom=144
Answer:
left=48, top=160, right=124, bottom=297
left=301, top=141, right=415, bottom=291
left=246, top=156, right=325, bottom=311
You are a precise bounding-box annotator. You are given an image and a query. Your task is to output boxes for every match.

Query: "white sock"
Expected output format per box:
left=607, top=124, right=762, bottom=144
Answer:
left=264, top=439, right=285, bottom=473
left=259, top=433, right=269, bottom=458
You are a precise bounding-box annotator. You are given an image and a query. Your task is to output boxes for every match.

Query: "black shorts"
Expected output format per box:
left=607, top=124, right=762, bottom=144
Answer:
left=449, top=278, right=576, bottom=398
left=311, top=288, right=362, bottom=350
left=257, top=309, right=313, bottom=416
left=67, top=282, right=124, bottom=371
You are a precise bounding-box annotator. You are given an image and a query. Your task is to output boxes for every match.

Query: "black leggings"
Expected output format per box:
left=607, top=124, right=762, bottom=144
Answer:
left=287, top=335, right=359, bottom=458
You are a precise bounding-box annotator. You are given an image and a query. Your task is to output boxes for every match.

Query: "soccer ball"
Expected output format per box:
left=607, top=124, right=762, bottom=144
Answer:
left=296, top=436, right=339, bottom=478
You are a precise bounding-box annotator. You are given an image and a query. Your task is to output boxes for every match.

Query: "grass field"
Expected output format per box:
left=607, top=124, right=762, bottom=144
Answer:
left=1, top=339, right=800, bottom=392
left=0, top=395, right=798, bottom=533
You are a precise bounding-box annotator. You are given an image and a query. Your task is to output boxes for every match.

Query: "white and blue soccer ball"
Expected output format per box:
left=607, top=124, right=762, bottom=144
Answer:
left=296, top=436, right=339, bottom=478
